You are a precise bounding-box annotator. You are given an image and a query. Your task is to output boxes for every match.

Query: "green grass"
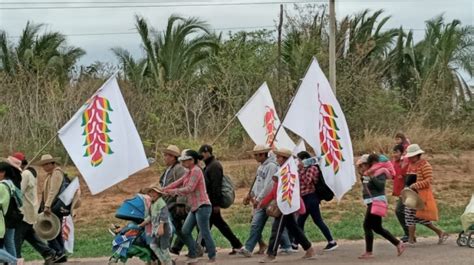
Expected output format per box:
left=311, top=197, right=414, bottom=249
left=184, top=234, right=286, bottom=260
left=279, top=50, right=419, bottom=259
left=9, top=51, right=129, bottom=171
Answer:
left=22, top=202, right=465, bottom=261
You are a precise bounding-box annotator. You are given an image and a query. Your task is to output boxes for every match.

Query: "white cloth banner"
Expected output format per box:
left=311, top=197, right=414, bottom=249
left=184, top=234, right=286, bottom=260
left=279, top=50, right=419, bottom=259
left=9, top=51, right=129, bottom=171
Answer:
left=58, top=178, right=80, bottom=206
left=63, top=215, right=74, bottom=254
left=58, top=77, right=148, bottom=194
left=276, top=156, right=300, bottom=215
left=237, top=82, right=301, bottom=150
left=283, top=58, right=356, bottom=200
left=293, top=138, right=306, bottom=155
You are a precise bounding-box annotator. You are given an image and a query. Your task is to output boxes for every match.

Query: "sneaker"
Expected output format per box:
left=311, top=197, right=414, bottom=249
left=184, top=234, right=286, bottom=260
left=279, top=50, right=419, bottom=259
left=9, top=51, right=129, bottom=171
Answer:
left=400, top=236, right=409, bottom=243
left=238, top=248, right=252, bottom=258
left=279, top=248, right=296, bottom=255
left=44, top=254, right=56, bottom=265
left=259, top=255, right=276, bottom=263
left=53, top=255, right=67, bottom=263
left=323, top=242, right=338, bottom=252
left=291, top=243, right=299, bottom=250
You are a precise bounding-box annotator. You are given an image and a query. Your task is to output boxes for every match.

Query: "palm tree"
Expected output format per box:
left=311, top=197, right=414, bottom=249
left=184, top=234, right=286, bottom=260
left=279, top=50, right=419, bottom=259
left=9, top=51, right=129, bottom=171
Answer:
left=114, top=15, right=219, bottom=89
left=0, top=22, right=85, bottom=79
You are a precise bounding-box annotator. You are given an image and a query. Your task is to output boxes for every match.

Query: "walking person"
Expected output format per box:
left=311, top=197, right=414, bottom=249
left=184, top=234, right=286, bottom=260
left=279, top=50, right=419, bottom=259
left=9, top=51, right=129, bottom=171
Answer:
left=12, top=153, right=58, bottom=265
left=258, top=148, right=315, bottom=263
left=159, top=145, right=188, bottom=256
left=0, top=161, right=19, bottom=264
left=162, top=149, right=216, bottom=264
left=295, top=151, right=338, bottom=251
left=390, top=145, right=410, bottom=242
left=403, top=144, right=449, bottom=245
left=36, top=154, right=68, bottom=263
left=2, top=156, right=24, bottom=264
left=357, top=154, right=405, bottom=259
left=141, top=185, right=173, bottom=265
left=198, top=145, right=243, bottom=255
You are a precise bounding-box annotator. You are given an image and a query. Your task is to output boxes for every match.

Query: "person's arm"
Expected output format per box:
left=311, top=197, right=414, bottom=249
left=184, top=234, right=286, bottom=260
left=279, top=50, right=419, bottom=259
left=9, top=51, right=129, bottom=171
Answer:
left=0, top=184, right=11, bottom=213
left=370, top=174, right=386, bottom=193
left=174, top=166, right=188, bottom=206
left=259, top=182, right=277, bottom=208
left=20, top=171, right=31, bottom=194
left=303, top=166, right=319, bottom=186
left=256, top=163, right=278, bottom=202
left=168, top=168, right=201, bottom=196
left=163, top=174, right=186, bottom=191
left=45, top=169, right=63, bottom=208
left=412, top=162, right=433, bottom=190
left=211, top=162, right=224, bottom=206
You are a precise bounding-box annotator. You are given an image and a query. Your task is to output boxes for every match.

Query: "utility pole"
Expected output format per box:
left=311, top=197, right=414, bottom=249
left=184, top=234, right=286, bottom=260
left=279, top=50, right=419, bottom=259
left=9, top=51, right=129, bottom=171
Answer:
left=329, top=0, right=336, bottom=95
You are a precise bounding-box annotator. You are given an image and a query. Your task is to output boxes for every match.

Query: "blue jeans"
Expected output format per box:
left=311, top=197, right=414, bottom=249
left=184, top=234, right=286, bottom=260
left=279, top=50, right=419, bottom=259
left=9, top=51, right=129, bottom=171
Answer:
left=0, top=248, right=17, bottom=264
left=5, top=228, right=17, bottom=258
left=244, top=208, right=291, bottom=252
left=297, top=192, right=334, bottom=242
left=48, top=215, right=65, bottom=256
left=182, top=205, right=216, bottom=259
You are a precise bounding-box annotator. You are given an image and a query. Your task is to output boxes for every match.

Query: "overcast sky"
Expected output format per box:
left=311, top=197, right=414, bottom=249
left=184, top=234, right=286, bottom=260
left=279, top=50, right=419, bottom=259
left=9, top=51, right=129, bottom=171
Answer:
left=1, top=0, right=473, bottom=82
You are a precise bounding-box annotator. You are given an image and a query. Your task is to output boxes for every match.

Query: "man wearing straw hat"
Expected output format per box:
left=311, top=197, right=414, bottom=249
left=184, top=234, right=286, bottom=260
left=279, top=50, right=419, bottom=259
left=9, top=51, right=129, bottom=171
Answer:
left=36, top=154, right=67, bottom=263
left=239, top=145, right=287, bottom=257
left=159, top=145, right=188, bottom=256
left=12, top=152, right=59, bottom=265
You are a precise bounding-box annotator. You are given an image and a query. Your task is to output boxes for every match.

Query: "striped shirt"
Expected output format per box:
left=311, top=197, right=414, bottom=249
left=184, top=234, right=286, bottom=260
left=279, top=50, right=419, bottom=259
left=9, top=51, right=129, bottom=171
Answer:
left=407, top=159, right=433, bottom=191
left=164, top=165, right=210, bottom=212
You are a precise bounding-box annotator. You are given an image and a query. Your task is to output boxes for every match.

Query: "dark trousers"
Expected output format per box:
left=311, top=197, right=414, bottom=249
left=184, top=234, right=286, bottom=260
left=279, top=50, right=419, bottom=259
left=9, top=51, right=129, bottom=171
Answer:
left=364, top=204, right=400, bottom=252
left=297, top=192, right=334, bottom=242
left=170, top=207, right=187, bottom=252
left=268, top=214, right=312, bottom=257
left=48, top=215, right=65, bottom=256
left=207, top=210, right=242, bottom=249
left=14, top=221, right=56, bottom=259
left=395, top=198, right=409, bottom=237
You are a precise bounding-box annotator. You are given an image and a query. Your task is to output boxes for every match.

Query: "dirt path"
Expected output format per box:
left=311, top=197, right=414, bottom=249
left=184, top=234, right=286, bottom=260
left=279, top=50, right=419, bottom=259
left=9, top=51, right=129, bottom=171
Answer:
left=25, top=237, right=474, bottom=265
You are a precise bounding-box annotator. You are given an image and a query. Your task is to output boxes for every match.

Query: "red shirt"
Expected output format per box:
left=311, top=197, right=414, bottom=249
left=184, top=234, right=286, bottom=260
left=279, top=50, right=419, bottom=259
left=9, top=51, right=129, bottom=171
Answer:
left=391, top=158, right=408, bottom=196
left=299, top=165, right=319, bottom=196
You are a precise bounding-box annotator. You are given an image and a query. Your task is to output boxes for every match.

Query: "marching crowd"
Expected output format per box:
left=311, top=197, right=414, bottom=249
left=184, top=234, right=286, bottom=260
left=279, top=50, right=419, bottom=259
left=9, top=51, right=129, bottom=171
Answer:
left=0, top=133, right=449, bottom=265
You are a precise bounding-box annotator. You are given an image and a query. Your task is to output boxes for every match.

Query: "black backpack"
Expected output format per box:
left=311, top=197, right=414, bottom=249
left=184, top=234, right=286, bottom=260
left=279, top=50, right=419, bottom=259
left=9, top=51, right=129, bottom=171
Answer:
left=1, top=182, right=24, bottom=228
left=314, top=165, right=335, bottom=202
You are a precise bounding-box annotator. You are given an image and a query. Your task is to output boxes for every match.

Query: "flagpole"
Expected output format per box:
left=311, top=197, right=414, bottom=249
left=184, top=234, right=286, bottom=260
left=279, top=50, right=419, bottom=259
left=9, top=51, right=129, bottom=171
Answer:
left=210, top=114, right=238, bottom=145
left=26, top=133, right=59, bottom=168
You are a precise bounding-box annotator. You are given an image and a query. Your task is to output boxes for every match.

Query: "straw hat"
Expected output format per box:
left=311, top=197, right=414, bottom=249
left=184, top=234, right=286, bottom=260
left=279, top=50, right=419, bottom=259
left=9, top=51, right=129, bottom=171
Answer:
left=143, top=184, right=164, bottom=195
left=35, top=154, right=60, bottom=166
left=401, top=188, right=425, bottom=210
left=162, top=145, right=181, bottom=157
left=2, top=156, right=23, bottom=172
left=34, top=213, right=61, bottom=241
left=404, top=144, right=425, bottom=158
left=273, top=148, right=293, bottom=158
left=248, top=144, right=272, bottom=155
left=356, top=154, right=370, bottom=166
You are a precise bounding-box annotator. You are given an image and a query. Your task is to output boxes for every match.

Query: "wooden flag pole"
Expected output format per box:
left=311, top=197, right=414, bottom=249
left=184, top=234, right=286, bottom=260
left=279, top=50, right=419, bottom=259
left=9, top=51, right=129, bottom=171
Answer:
left=210, top=114, right=238, bottom=146
left=26, top=133, right=59, bottom=168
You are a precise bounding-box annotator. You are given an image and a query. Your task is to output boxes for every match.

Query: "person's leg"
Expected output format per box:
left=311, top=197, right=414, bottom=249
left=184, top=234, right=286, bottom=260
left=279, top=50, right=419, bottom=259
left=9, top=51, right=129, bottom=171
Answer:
left=5, top=228, right=17, bottom=258
left=14, top=222, right=27, bottom=258
left=170, top=208, right=186, bottom=254
left=266, top=216, right=287, bottom=257
left=195, top=206, right=216, bottom=260
left=211, top=210, right=243, bottom=249
left=244, top=208, right=269, bottom=252
left=285, top=214, right=312, bottom=251
left=371, top=214, right=401, bottom=247
left=363, top=206, right=375, bottom=253
left=279, top=229, right=291, bottom=249
left=306, top=193, right=334, bottom=243
left=23, top=223, right=56, bottom=260
left=151, top=241, right=173, bottom=265
left=181, top=211, right=198, bottom=259
left=0, top=248, right=17, bottom=264
left=404, top=207, right=417, bottom=243
left=395, top=198, right=409, bottom=238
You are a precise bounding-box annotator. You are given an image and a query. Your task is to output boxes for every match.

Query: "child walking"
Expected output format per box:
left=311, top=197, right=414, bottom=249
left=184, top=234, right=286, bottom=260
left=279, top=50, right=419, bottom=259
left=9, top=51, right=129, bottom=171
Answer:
left=141, top=185, right=173, bottom=265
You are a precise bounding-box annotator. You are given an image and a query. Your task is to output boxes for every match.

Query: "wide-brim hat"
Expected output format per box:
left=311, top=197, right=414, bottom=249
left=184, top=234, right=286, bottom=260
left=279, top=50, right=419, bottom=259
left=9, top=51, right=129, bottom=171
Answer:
left=35, top=154, right=60, bottom=166
left=178, top=149, right=202, bottom=162
left=162, top=145, right=181, bottom=157
left=401, top=188, right=425, bottom=210
left=273, top=148, right=293, bottom=158
left=2, top=156, right=22, bottom=172
left=404, top=144, right=425, bottom=158
left=34, top=213, right=61, bottom=241
left=248, top=144, right=272, bottom=155
left=143, top=184, right=164, bottom=195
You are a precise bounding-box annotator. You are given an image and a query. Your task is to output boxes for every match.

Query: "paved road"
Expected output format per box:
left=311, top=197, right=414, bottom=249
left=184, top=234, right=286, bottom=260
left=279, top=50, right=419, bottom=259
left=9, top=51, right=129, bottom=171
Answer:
left=26, top=237, right=473, bottom=265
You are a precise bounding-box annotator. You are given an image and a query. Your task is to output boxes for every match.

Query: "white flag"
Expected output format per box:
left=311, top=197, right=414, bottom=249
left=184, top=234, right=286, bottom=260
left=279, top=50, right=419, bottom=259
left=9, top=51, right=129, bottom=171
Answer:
left=276, top=156, right=300, bottom=215
left=283, top=58, right=356, bottom=200
left=62, top=215, right=74, bottom=254
left=292, top=138, right=306, bottom=155
left=58, top=77, right=148, bottom=194
left=237, top=82, right=296, bottom=149
left=58, top=177, right=80, bottom=206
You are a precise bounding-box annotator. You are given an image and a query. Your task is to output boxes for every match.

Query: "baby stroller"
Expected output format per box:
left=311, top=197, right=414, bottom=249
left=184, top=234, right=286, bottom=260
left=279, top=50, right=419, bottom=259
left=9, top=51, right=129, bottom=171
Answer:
left=108, top=194, right=159, bottom=264
left=457, top=194, right=474, bottom=248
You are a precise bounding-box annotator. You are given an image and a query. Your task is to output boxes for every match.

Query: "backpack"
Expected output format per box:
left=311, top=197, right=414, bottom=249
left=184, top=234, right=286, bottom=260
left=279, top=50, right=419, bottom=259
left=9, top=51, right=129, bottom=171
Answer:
left=220, top=175, right=235, bottom=209
left=51, top=173, right=73, bottom=217
left=1, top=181, right=24, bottom=228
left=314, top=166, right=335, bottom=202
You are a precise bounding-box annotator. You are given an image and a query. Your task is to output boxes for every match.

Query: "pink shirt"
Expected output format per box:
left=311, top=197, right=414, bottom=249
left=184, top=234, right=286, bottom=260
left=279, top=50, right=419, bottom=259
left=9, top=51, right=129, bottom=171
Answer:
left=164, top=165, right=210, bottom=212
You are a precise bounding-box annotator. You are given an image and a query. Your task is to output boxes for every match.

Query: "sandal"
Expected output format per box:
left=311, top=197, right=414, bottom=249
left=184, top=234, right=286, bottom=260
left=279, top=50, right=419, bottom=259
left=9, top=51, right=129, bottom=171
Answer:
left=438, top=233, right=449, bottom=244
left=358, top=252, right=374, bottom=259
left=397, top=243, right=406, bottom=256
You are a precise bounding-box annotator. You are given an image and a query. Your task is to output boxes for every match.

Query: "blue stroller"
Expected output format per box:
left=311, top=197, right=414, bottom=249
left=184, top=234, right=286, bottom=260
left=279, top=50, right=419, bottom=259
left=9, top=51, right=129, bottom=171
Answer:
left=108, top=194, right=158, bottom=264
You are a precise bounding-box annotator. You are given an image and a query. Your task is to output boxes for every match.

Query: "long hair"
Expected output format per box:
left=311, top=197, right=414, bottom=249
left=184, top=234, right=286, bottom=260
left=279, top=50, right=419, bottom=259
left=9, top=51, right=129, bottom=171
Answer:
left=0, top=162, right=14, bottom=180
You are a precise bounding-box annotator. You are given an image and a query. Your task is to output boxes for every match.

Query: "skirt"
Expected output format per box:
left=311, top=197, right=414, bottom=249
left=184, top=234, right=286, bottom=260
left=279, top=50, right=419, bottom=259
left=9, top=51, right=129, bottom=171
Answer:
left=404, top=207, right=432, bottom=226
